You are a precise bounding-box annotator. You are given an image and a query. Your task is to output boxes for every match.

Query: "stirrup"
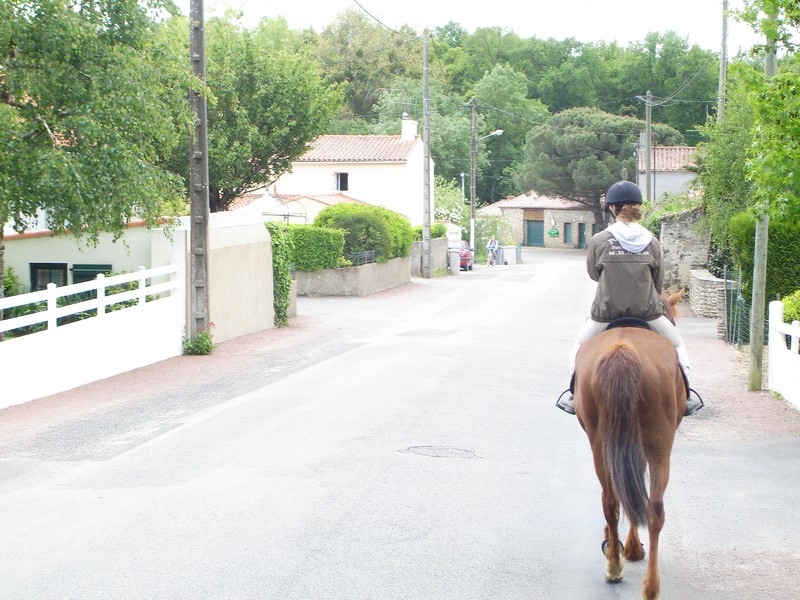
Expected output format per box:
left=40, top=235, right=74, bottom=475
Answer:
left=556, top=389, right=576, bottom=415
left=685, top=388, right=704, bottom=416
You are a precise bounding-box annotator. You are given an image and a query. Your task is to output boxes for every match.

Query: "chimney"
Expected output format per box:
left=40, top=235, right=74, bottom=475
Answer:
left=401, top=112, right=418, bottom=141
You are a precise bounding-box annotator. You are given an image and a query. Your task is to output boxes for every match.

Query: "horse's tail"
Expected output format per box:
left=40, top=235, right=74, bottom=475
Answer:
left=596, top=342, right=649, bottom=527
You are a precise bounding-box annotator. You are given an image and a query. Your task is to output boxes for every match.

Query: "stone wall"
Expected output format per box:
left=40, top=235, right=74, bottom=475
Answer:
left=296, top=256, right=410, bottom=297
left=544, top=209, right=590, bottom=249
left=410, top=237, right=448, bottom=276
left=690, top=269, right=728, bottom=338
left=660, top=207, right=710, bottom=292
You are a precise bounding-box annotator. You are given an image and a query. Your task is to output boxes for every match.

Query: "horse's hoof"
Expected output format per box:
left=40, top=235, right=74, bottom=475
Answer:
left=601, top=538, right=624, bottom=558
left=625, top=541, right=647, bottom=561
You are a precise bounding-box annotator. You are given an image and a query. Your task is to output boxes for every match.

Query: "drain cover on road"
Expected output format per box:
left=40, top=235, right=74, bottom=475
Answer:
left=399, top=445, right=480, bottom=459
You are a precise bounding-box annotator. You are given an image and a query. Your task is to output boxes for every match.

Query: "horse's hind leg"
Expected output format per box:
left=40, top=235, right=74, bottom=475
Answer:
left=601, top=488, right=624, bottom=582
left=641, top=462, right=669, bottom=600
left=624, top=523, right=645, bottom=562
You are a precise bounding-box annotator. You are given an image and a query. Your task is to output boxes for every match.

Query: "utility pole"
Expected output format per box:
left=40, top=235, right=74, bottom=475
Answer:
left=645, top=90, right=652, bottom=201
left=421, top=33, right=431, bottom=278
left=189, top=0, right=210, bottom=338
left=469, top=97, right=477, bottom=254
left=749, top=13, right=777, bottom=391
left=718, top=0, right=728, bottom=121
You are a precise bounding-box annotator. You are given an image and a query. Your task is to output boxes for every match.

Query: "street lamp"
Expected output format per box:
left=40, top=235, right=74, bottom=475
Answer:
left=469, top=129, right=503, bottom=255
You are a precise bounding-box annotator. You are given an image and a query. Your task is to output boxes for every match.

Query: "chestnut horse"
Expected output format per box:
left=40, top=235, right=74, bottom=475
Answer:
left=573, top=290, right=686, bottom=600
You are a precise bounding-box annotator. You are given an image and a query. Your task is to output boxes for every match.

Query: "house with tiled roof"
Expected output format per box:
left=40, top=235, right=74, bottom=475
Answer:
left=266, top=116, right=433, bottom=226
left=638, top=146, right=698, bottom=201
left=479, top=191, right=596, bottom=249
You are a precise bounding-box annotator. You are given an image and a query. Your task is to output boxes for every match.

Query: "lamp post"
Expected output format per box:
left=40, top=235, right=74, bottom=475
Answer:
left=469, top=128, right=503, bottom=255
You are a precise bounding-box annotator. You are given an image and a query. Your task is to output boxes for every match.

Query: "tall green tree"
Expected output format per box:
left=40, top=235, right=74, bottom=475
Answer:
left=316, top=9, right=421, bottom=120
left=514, top=107, right=683, bottom=226
left=696, top=63, right=756, bottom=248
left=0, top=0, right=194, bottom=300
left=614, top=32, right=719, bottom=137
left=472, top=64, right=550, bottom=200
left=737, top=2, right=800, bottom=220
left=369, top=76, right=478, bottom=189
left=163, top=15, right=341, bottom=212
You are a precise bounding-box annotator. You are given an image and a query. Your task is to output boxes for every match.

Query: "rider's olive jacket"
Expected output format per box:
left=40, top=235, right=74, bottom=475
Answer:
left=586, top=230, right=664, bottom=323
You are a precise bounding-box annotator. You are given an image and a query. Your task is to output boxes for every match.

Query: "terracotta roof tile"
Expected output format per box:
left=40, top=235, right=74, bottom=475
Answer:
left=272, top=192, right=367, bottom=206
left=638, top=146, right=697, bottom=172
left=488, top=191, right=588, bottom=211
left=297, top=135, right=417, bottom=163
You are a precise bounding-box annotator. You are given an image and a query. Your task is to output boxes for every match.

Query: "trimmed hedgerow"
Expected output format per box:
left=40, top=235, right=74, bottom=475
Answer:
left=728, top=212, right=800, bottom=307
left=313, top=203, right=413, bottom=263
left=289, top=224, right=345, bottom=271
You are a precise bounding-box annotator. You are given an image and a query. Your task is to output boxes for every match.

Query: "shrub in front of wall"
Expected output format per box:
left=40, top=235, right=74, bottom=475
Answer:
left=314, top=204, right=393, bottom=262
left=265, top=222, right=294, bottom=326
left=728, top=212, right=800, bottom=305
left=783, top=289, right=800, bottom=323
left=412, top=223, right=448, bottom=241
left=289, top=224, right=345, bottom=271
left=372, top=206, right=413, bottom=258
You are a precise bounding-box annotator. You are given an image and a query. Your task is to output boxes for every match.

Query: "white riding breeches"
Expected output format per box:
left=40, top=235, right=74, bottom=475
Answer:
left=569, top=315, right=690, bottom=376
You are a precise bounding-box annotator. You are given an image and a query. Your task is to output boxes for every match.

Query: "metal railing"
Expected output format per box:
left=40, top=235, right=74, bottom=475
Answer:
left=723, top=265, right=768, bottom=346
left=348, top=250, right=376, bottom=266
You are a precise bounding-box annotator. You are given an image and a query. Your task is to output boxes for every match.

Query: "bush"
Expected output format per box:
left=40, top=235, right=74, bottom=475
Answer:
left=783, top=289, right=800, bottom=323
left=728, top=212, right=800, bottom=305
left=3, top=267, right=22, bottom=297
left=314, top=204, right=412, bottom=263
left=412, top=223, right=448, bottom=241
left=183, top=323, right=216, bottom=355
left=265, top=222, right=294, bottom=326
left=289, top=224, right=345, bottom=271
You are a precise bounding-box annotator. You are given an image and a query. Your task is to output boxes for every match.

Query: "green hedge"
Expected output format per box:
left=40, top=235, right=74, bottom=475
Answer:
left=729, top=212, right=800, bottom=306
left=289, top=224, right=345, bottom=271
left=265, top=222, right=293, bottom=326
left=412, top=223, right=448, bottom=241
left=784, top=289, right=800, bottom=322
left=313, top=203, right=412, bottom=263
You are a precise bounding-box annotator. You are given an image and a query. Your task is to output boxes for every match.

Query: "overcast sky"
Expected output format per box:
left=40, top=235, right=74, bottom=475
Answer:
left=176, top=0, right=763, bottom=53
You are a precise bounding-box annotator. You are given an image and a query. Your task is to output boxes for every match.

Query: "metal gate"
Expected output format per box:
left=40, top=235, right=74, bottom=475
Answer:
left=724, top=265, right=750, bottom=345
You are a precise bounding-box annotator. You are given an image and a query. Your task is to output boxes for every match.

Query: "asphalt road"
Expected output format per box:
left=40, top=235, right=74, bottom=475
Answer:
left=1, top=248, right=799, bottom=599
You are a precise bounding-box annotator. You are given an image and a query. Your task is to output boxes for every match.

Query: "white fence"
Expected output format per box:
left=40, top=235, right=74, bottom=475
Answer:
left=0, top=261, right=184, bottom=409
left=768, top=300, right=800, bottom=410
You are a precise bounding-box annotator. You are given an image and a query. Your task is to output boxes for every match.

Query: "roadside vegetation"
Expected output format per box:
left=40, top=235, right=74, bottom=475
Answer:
left=2, top=0, right=800, bottom=315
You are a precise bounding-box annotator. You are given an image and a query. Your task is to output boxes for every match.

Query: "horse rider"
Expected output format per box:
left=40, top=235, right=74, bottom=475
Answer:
left=556, top=180, right=704, bottom=417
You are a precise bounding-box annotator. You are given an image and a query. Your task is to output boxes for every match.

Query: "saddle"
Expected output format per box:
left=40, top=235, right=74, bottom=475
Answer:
left=571, top=317, right=691, bottom=396
left=604, top=316, right=652, bottom=331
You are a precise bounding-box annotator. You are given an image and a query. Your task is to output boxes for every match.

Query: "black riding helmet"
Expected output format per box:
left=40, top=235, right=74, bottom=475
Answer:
left=605, top=181, right=643, bottom=209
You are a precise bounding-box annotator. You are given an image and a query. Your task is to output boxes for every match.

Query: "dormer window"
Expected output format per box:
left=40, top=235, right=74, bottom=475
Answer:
left=335, top=172, right=349, bottom=191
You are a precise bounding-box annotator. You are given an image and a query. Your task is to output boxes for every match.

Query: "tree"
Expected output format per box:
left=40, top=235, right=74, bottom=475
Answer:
left=472, top=64, right=550, bottom=200
left=433, top=176, right=469, bottom=234
left=514, top=107, right=683, bottom=226
left=696, top=63, right=756, bottom=249
left=315, top=9, right=421, bottom=120
left=1, top=0, right=194, bottom=302
left=163, top=15, right=341, bottom=212
left=368, top=76, right=478, bottom=188
left=616, top=32, right=720, bottom=136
